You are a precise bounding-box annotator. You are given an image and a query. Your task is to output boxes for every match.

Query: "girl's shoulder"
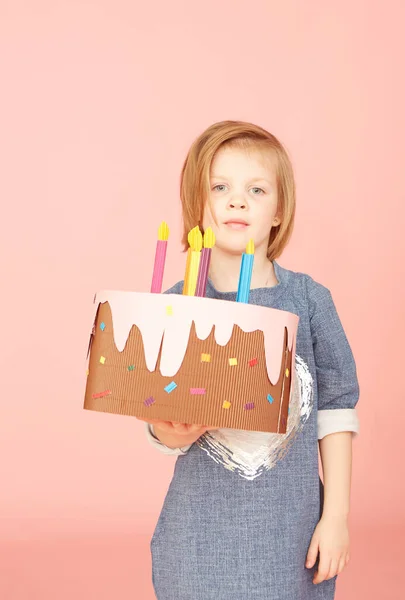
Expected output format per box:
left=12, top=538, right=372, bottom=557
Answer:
left=275, top=261, right=334, bottom=318
left=163, top=264, right=338, bottom=322
left=163, top=280, right=184, bottom=295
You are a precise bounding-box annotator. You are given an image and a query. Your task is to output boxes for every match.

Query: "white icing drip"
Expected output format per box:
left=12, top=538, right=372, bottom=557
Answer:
left=92, top=291, right=299, bottom=386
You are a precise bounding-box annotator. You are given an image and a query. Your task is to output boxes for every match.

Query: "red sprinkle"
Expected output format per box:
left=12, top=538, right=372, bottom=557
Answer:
left=248, top=358, right=258, bottom=367
left=92, top=390, right=112, bottom=399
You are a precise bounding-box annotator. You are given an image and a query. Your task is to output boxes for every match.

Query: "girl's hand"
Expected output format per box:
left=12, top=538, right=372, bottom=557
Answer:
left=305, top=515, right=350, bottom=584
left=136, top=416, right=217, bottom=437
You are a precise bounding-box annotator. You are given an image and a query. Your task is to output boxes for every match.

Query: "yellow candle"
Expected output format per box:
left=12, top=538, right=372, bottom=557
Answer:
left=183, top=226, right=202, bottom=295
left=182, top=247, right=192, bottom=295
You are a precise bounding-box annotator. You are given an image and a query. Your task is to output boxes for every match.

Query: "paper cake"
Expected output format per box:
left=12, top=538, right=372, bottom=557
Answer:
left=84, top=290, right=299, bottom=433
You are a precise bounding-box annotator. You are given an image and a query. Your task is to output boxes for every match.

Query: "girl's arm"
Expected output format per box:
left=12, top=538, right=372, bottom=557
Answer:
left=304, top=276, right=360, bottom=584
left=306, top=431, right=353, bottom=584
left=319, top=431, right=352, bottom=519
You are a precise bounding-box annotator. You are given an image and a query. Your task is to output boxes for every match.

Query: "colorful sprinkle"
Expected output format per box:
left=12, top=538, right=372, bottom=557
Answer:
left=267, top=394, right=274, bottom=404
left=201, top=353, right=211, bottom=362
left=248, top=358, right=258, bottom=367
left=86, top=369, right=89, bottom=377
left=245, top=402, right=255, bottom=410
left=286, top=368, right=290, bottom=378
left=288, top=407, right=290, bottom=415
left=127, top=365, right=135, bottom=371
left=164, top=381, right=177, bottom=393
left=99, top=356, right=106, bottom=364
left=92, top=390, right=111, bottom=399
left=228, top=357, right=238, bottom=366
left=222, top=401, right=231, bottom=409
left=190, top=388, right=206, bottom=395
left=166, top=305, right=173, bottom=316
left=100, top=322, right=106, bottom=331
left=144, top=396, right=155, bottom=407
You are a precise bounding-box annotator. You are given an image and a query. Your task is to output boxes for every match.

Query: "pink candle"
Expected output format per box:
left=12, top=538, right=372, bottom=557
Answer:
left=151, top=222, right=169, bottom=293
left=195, top=227, right=215, bottom=297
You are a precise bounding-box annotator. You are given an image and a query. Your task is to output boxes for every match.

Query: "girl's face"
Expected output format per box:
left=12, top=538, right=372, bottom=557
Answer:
left=202, top=145, right=280, bottom=257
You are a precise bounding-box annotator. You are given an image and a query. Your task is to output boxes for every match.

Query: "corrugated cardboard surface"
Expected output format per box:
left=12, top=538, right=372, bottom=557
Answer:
left=84, top=302, right=294, bottom=433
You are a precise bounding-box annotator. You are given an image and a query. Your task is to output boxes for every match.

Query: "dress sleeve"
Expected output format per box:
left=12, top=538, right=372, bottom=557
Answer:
left=306, top=277, right=360, bottom=440
left=144, top=423, right=193, bottom=455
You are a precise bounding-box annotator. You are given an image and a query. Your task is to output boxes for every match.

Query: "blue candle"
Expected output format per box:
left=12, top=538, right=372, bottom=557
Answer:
left=236, top=239, right=255, bottom=303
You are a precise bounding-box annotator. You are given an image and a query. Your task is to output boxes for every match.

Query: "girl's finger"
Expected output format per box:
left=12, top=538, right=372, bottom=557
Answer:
left=305, top=539, right=319, bottom=569
left=337, top=556, right=346, bottom=575
left=136, top=416, right=161, bottom=425
left=188, top=424, right=203, bottom=432
left=313, top=557, right=331, bottom=584
left=172, top=422, right=184, bottom=430
left=326, top=558, right=339, bottom=580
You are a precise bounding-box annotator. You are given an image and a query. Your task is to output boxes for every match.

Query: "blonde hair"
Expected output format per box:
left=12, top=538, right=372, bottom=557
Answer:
left=179, top=120, right=296, bottom=260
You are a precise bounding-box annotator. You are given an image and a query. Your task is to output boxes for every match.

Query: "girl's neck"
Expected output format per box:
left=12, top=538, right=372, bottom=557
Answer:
left=208, top=245, right=278, bottom=293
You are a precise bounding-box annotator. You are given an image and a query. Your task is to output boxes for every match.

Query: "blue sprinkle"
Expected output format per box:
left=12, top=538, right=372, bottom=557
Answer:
left=164, top=381, right=177, bottom=394
left=100, top=322, right=106, bottom=331
left=288, top=407, right=290, bottom=414
left=267, top=394, right=274, bottom=404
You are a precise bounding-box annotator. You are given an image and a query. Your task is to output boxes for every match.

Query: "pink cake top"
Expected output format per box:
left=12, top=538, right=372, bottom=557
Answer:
left=91, top=291, right=299, bottom=386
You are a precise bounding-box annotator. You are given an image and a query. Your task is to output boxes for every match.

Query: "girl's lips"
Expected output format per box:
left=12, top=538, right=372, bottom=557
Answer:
left=225, top=221, right=249, bottom=230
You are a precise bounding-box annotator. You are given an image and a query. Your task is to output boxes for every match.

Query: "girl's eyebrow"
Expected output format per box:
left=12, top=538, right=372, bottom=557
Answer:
left=211, top=175, right=270, bottom=184
left=248, top=178, right=271, bottom=185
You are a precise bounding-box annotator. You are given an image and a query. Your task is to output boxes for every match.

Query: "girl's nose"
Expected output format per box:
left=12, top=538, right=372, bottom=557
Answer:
left=228, top=194, right=247, bottom=209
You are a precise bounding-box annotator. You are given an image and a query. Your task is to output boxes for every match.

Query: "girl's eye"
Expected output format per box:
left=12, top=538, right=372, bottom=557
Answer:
left=212, top=184, right=265, bottom=194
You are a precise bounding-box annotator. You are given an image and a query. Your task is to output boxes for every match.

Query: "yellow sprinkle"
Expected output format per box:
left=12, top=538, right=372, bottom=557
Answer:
left=223, top=401, right=231, bottom=409
left=99, top=356, right=106, bottom=364
left=86, top=369, right=89, bottom=377
left=246, top=239, right=255, bottom=254
left=229, top=357, right=238, bottom=366
left=158, top=221, right=169, bottom=241
left=201, top=353, right=211, bottom=363
left=166, top=305, right=173, bottom=316
left=286, top=368, right=290, bottom=377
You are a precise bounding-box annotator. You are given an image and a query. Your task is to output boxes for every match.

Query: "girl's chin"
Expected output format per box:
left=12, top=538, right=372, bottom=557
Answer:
left=215, top=238, right=249, bottom=255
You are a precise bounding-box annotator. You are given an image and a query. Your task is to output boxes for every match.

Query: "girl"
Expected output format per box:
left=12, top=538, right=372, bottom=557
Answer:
left=137, top=120, right=360, bottom=600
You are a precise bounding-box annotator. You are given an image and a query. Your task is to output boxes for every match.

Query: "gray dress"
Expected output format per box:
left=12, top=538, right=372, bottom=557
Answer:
left=147, top=260, right=360, bottom=600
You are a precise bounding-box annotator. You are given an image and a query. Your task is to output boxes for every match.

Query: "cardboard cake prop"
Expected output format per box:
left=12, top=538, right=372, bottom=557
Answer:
left=84, top=224, right=299, bottom=433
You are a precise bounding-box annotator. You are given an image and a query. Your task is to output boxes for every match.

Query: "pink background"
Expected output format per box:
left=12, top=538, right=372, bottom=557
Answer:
left=0, top=1, right=404, bottom=598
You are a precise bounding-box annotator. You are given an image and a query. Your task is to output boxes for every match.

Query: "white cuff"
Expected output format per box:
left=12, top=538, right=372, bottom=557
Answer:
left=144, top=423, right=193, bottom=455
left=317, top=408, right=360, bottom=440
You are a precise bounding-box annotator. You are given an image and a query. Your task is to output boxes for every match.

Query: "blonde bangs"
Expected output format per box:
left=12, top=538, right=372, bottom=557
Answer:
left=180, top=121, right=296, bottom=260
